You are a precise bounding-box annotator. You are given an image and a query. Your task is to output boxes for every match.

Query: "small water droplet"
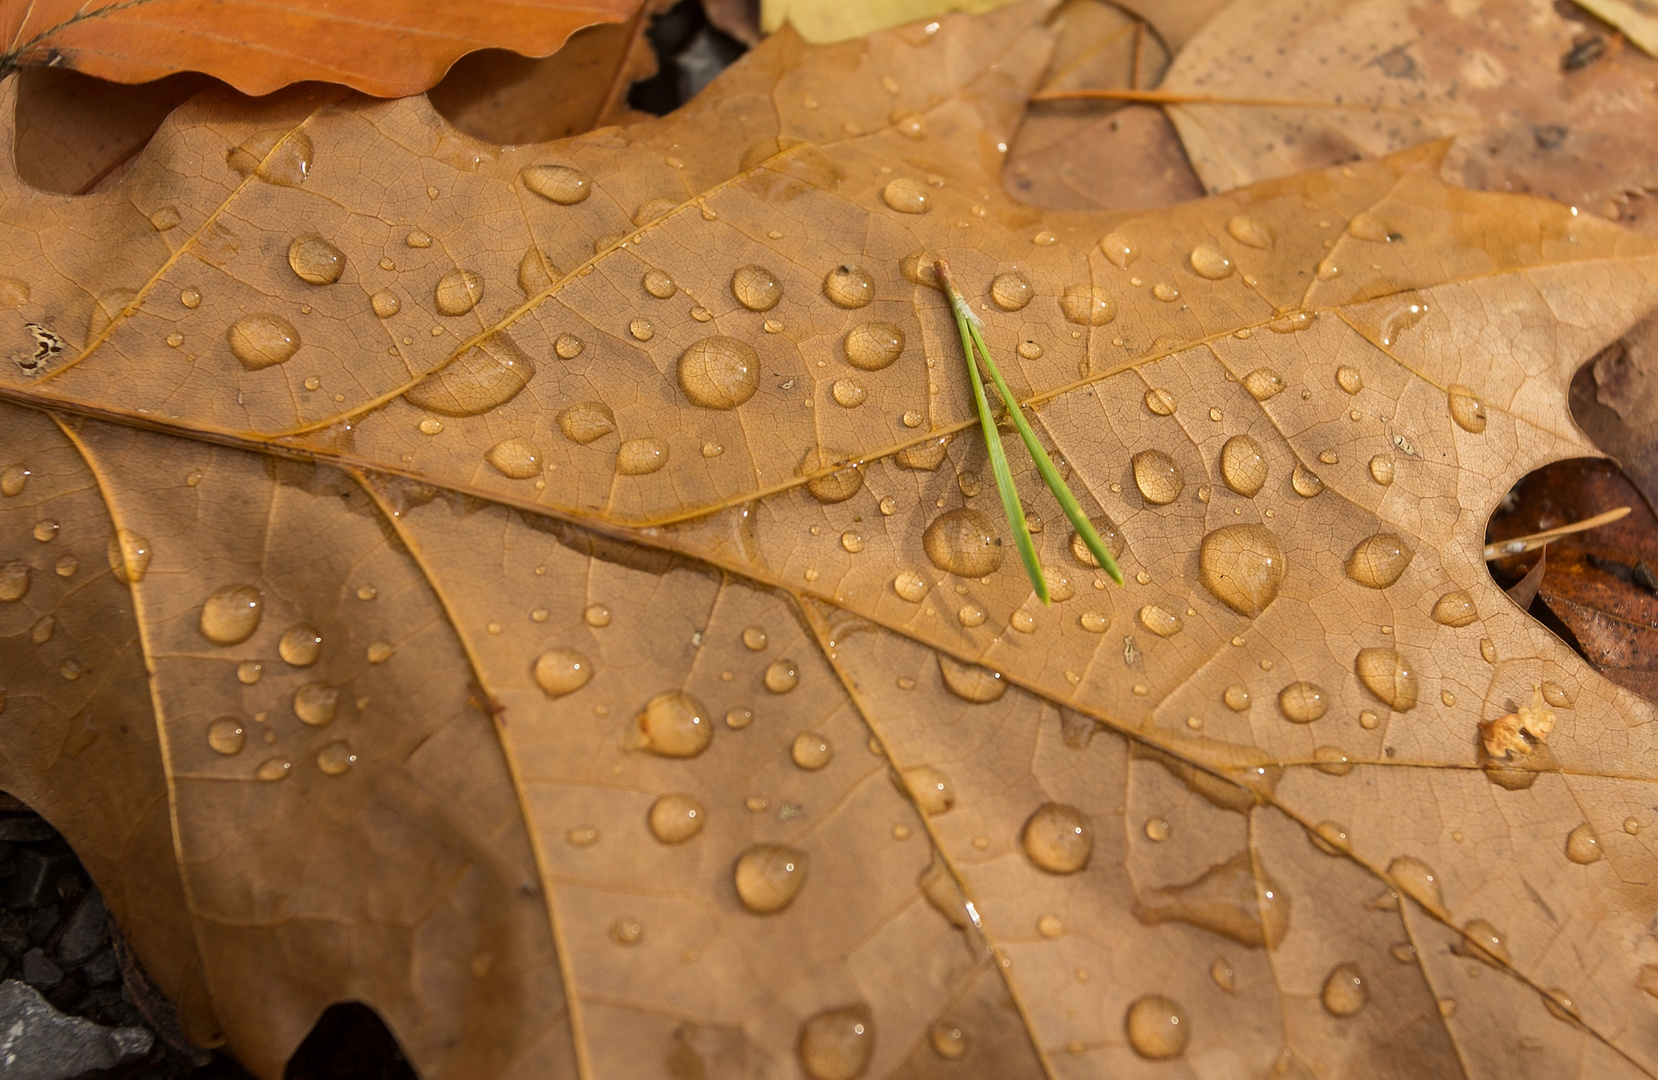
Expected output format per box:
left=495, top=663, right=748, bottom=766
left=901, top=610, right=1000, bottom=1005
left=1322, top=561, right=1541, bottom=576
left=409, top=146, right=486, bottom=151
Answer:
left=1345, top=534, right=1413, bottom=589
left=628, top=316, right=655, bottom=341
left=1152, top=282, right=1180, bottom=303
left=648, top=794, right=705, bottom=844
left=882, top=177, right=931, bottom=214
left=228, top=314, right=300, bottom=369
left=1387, top=855, right=1444, bottom=913
left=287, top=235, right=344, bottom=285
left=923, top=508, right=1002, bottom=577
left=1079, top=610, right=1111, bottom=633
left=894, top=570, right=930, bottom=602
left=1322, top=964, right=1367, bottom=1016
left=435, top=269, right=485, bottom=316
left=1139, top=604, right=1183, bottom=638
left=929, top=1021, right=968, bottom=1060
left=1059, top=285, right=1115, bottom=325
left=1210, top=958, right=1235, bottom=992
left=616, top=438, right=668, bottom=475
left=957, top=603, right=986, bottom=627
left=533, top=648, right=593, bottom=697
left=1021, top=803, right=1092, bottom=873
left=1125, top=996, right=1188, bottom=1059
left=278, top=624, right=322, bottom=667
left=831, top=378, right=867, bottom=408
left=791, top=731, right=833, bottom=770
left=764, top=659, right=799, bottom=693
left=735, top=844, right=807, bottom=912
left=1290, top=464, right=1324, bottom=497
left=840, top=530, right=866, bottom=554
left=199, top=584, right=262, bottom=645
left=1099, top=231, right=1137, bottom=267
left=725, top=707, right=754, bottom=729
left=1132, top=450, right=1184, bottom=505
left=207, top=717, right=245, bottom=755
left=730, top=265, right=782, bottom=311
left=634, top=691, right=711, bottom=757
left=1355, top=647, right=1417, bottom=711
left=366, top=641, right=393, bottom=664
left=566, top=826, right=599, bottom=847
left=1226, top=215, right=1272, bottom=249
left=937, top=654, right=1004, bottom=702
left=356, top=584, right=377, bottom=601
left=256, top=757, right=292, bottom=782
left=1144, top=816, right=1171, bottom=841
left=418, top=417, right=444, bottom=435
left=1189, top=243, right=1234, bottom=280
left=1219, top=435, right=1267, bottom=497
left=521, top=164, right=591, bottom=204
left=1336, top=365, right=1364, bottom=395
left=293, top=682, right=339, bottom=726
left=317, top=740, right=356, bottom=775
left=1369, top=454, right=1395, bottom=486
left=1278, top=681, right=1328, bottom=722
left=1242, top=368, right=1285, bottom=402
left=823, top=265, right=875, bottom=308
left=678, top=336, right=759, bottom=410
left=1224, top=685, right=1251, bottom=711
left=990, top=272, right=1032, bottom=311
left=1448, top=384, right=1486, bottom=433
left=1566, top=823, right=1601, bottom=864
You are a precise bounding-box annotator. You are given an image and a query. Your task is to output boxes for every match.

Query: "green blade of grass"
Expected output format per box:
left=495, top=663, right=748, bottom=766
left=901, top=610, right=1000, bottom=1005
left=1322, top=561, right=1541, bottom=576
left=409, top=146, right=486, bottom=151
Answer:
left=951, top=303, right=1050, bottom=604
left=963, top=316, right=1124, bottom=584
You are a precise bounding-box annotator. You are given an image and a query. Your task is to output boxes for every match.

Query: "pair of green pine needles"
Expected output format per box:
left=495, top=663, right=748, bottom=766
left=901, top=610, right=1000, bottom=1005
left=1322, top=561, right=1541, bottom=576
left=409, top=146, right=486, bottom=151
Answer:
left=935, top=259, right=1124, bottom=603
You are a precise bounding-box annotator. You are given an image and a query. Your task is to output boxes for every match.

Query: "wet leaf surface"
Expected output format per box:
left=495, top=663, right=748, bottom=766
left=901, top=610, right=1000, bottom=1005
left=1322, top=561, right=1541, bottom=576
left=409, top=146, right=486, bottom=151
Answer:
left=2, top=3, right=1658, bottom=1078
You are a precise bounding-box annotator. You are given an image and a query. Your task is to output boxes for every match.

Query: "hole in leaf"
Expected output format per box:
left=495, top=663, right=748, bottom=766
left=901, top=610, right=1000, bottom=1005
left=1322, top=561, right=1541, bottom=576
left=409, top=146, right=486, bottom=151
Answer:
left=13, top=68, right=221, bottom=196
left=285, top=1001, right=415, bottom=1080
left=626, top=0, right=747, bottom=117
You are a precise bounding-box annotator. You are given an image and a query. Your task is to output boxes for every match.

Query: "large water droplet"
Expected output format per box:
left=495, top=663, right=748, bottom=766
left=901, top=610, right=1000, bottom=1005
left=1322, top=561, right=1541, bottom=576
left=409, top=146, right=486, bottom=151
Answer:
left=228, top=129, right=313, bottom=186
left=642, top=268, right=677, bottom=299
left=404, top=333, right=534, bottom=416
left=1226, top=215, right=1272, bottom=249
left=1021, top=803, right=1092, bottom=874
left=1321, top=964, right=1367, bottom=1016
left=228, top=315, right=300, bottom=370
left=1345, top=533, right=1412, bottom=589
left=107, top=529, right=152, bottom=583
left=1387, top=856, right=1444, bottom=913
left=1278, top=682, right=1327, bottom=723
left=893, top=570, right=929, bottom=602
left=1565, top=822, right=1601, bottom=864
left=990, top=272, right=1033, bottom=311
left=1134, top=851, right=1289, bottom=948
left=557, top=401, right=615, bottom=444
left=1189, top=244, right=1234, bottom=280
left=923, top=508, right=1001, bottom=577
left=434, top=268, right=484, bottom=316
left=533, top=647, right=593, bottom=697
left=293, top=682, right=339, bottom=727
left=5, top=562, right=37, bottom=602
left=1241, top=368, right=1284, bottom=401
left=634, top=691, right=711, bottom=757
left=1199, top=525, right=1284, bottom=616
left=1224, top=685, right=1251, bottom=711
left=0, top=466, right=27, bottom=497
left=742, top=626, right=768, bottom=651
left=1132, top=450, right=1183, bottom=504
left=1290, top=464, right=1323, bottom=497
left=317, top=741, right=356, bottom=776
left=734, top=844, right=807, bottom=912
left=207, top=717, right=245, bottom=755
left=1059, top=285, right=1115, bottom=325
left=904, top=765, right=955, bottom=815
left=938, top=654, right=1004, bottom=702
left=288, top=236, right=344, bottom=285
left=798, top=1004, right=873, bottom=1080
left=1125, top=996, right=1188, bottom=1059
left=731, top=265, right=782, bottom=311
left=1219, top=435, right=1267, bottom=497
left=1432, top=589, right=1477, bottom=627
left=1099, top=232, right=1137, bottom=268
left=199, top=584, right=262, bottom=645
left=765, top=659, right=799, bottom=694
left=791, top=731, right=833, bottom=770
left=370, top=290, right=399, bottom=318
left=1355, top=647, right=1417, bottom=711
left=278, top=624, right=322, bottom=666
left=882, top=177, right=930, bottom=214
left=1448, top=384, right=1486, bottom=433
left=518, top=249, right=553, bottom=295
left=823, top=265, right=874, bottom=308
left=678, top=336, right=759, bottom=409
left=648, top=794, right=705, bottom=844
left=843, top=322, right=904, bottom=370
left=485, top=438, right=542, bottom=479
left=521, top=164, right=591, bottom=204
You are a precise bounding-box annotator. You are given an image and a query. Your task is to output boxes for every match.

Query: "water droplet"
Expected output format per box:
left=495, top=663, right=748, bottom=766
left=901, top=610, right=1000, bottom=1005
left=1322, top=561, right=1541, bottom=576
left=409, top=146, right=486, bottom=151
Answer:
left=791, top=731, right=833, bottom=769
left=1290, top=464, right=1324, bottom=497
left=521, top=164, right=591, bottom=204
left=724, top=707, right=754, bottom=730
left=432, top=268, right=485, bottom=317
left=0, top=467, right=27, bottom=498
left=764, top=659, right=799, bottom=693
left=896, top=437, right=948, bottom=471
left=228, top=129, right=313, bottom=186
left=669, top=335, right=761, bottom=410
left=882, top=177, right=931, bottom=213
left=30, top=519, right=58, bottom=543
left=1322, top=964, right=1367, bottom=1016
left=1059, top=285, right=1115, bottom=325
left=1448, top=384, right=1486, bottom=433
left=1313, top=746, right=1355, bottom=776
left=824, top=265, right=874, bottom=308
left=363, top=289, right=398, bottom=319
left=206, top=717, right=245, bottom=755
left=923, top=508, right=1002, bottom=577
left=1144, top=816, right=1171, bottom=841
left=1032, top=230, right=1057, bottom=246
left=938, top=654, right=1004, bottom=702
left=199, top=584, right=262, bottom=645
left=278, top=624, right=322, bottom=666
left=418, top=417, right=444, bottom=436
left=317, top=740, right=356, bottom=775
left=928, top=1021, right=968, bottom=1060
left=1017, top=339, right=1043, bottom=360
left=1068, top=516, right=1125, bottom=568
left=1130, top=449, right=1184, bottom=505
left=729, top=264, right=782, bottom=312
left=1345, top=533, right=1413, bottom=589
left=480, top=437, right=541, bottom=480
left=1210, top=958, right=1235, bottom=992
left=553, top=401, right=615, bottom=445
left=1125, top=996, right=1188, bottom=1060
left=627, top=316, right=655, bottom=342
left=990, top=272, right=1033, bottom=311
left=1278, top=682, right=1327, bottom=722
left=404, top=333, right=535, bottom=416
left=734, top=844, right=807, bottom=912
left=633, top=197, right=678, bottom=224
left=1566, top=823, right=1601, bottom=864
left=1226, top=215, right=1272, bottom=249
left=1425, top=590, right=1480, bottom=631
left=1355, top=647, right=1418, bottom=711
left=1219, top=436, right=1267, bottom=497
left=900, top=250, right=941, bottom=287
left=1335, top=366, right=1364, bottom=395
left=50, top=555, right=76, bottom=580
left=616, top=438, right=668, bottom=475
left=894, top=570, right=930, bottom=602
left=1369, top=454, right=1395, bottom=486
left=228, top=314, right=300, bottom=370
left=955, top=603, right=985, bottom=627
left=256, top=757, right=292, bottom=781
left=1199, top=525, right=1285, bottom=616
left=1139, top=604, right=1183, bottom=638
left=1242, top=368, right=1284, bottom=401
left=363, top=640, right=392, bottom=664
left=1021, top=803, right=1092, bottom=873
left=288, top=682, right=338, bottom=727
left=566, top=825, right=599, bottom=847
left=27, top=614, right=52, bottom=644
left=1307, top=822, right=1351, bottom=857
left=1387, top=856, right=1444, bottom=913
left=534, top=648, right=593, bottom=697
left=642, top=794, right=706, bottom=845
left=798, top=1004, right=873, bottom=1080
left=1099, top=232, right=1137, bottom=268
left=634, top=691, right=711, bottom=757
left=287, top=236, right=344, bottom=285
left=831, top=378, right=867, bottom=408
left=1080, top=610, right=1111, bottom=633
left=1152, top=282, right=1180, bottom=302
left=904, top=766, right=954, bottom=815
left=1628, top=817, right=1642, bottom=835
left=1224, top=685, right=1251, bottom=711
left=356, top=584, right=377, bottom=601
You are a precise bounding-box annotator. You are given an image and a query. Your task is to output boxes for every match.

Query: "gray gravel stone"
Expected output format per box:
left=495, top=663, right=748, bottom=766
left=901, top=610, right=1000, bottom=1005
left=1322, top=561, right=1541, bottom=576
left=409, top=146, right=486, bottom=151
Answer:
left=19, top=950, right=60, bottom=989
left=0, top=979, right=152, bottom=1078
left=54, top=892, right=103, bottom=965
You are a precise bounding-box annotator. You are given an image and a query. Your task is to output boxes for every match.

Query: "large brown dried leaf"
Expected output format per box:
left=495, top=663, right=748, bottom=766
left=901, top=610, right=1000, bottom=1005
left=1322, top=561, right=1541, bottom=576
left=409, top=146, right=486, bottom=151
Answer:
left=2, top=3, right=1658, bottom=1078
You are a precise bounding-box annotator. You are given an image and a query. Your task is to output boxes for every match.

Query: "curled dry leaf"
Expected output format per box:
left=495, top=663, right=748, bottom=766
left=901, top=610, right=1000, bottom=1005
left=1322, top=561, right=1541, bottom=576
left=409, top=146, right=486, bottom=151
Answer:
left=0, top=0, right=642, bottom=98
left=1, top=2, right=1658, bottom=1077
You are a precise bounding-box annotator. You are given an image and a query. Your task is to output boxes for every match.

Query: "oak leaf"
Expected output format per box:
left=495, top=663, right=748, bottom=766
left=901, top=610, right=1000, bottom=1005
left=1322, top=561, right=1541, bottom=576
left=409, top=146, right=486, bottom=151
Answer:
left=2, top=3, right=1658, bottom=1078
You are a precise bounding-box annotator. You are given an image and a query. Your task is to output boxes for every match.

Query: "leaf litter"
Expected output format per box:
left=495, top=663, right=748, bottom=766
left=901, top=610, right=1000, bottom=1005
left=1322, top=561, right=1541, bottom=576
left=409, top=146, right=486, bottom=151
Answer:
left=1, top=1, right=1658, bottom=1078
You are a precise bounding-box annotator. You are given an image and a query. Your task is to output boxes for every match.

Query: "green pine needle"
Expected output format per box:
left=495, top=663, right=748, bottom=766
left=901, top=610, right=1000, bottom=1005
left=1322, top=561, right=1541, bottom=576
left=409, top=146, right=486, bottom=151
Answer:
left=936, top=259, right=1125, bottom=601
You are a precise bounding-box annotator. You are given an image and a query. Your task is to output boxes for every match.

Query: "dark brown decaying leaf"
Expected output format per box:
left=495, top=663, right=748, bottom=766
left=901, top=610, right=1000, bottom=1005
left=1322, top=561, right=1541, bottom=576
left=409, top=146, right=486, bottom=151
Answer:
left=0, top=2, right=1657, bottom=1078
